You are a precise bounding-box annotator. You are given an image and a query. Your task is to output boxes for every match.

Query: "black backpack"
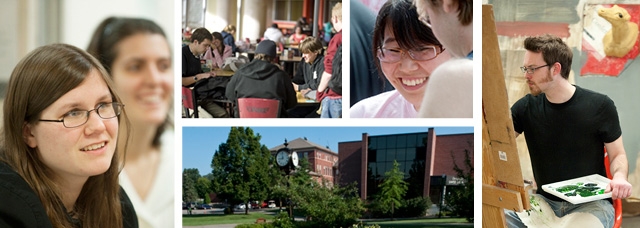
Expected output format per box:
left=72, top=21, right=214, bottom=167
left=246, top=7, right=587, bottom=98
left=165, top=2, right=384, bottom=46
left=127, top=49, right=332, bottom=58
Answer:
left=194, top=77, right=229, bottom=100
left=328, top=45, right=342, bottom=95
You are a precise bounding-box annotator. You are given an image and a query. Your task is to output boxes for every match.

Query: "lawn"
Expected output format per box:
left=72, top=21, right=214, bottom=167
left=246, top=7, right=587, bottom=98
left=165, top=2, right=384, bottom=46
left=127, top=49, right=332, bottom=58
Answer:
left=183, top=213, right=275, bottom=226
left=365, top=218, right=473, bottom=228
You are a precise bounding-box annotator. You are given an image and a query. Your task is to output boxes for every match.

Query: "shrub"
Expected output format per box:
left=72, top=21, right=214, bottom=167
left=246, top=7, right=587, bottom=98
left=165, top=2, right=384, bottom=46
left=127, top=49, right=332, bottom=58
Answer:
left=223, top=206, right=234, bottom=214
left=396, top=197, right=431, bottom=218
left=272, top=212, right=294, bottom=228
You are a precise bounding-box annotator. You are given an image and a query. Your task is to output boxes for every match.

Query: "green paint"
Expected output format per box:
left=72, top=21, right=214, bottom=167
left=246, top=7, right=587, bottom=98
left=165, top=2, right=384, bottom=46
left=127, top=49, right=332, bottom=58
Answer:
left=555, top=182, right=603, bottom=198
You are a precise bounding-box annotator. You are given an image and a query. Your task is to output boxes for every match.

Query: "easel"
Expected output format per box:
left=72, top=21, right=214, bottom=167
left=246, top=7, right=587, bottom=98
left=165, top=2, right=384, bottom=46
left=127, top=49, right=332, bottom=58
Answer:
left=482, top=5, right=531, bottom=227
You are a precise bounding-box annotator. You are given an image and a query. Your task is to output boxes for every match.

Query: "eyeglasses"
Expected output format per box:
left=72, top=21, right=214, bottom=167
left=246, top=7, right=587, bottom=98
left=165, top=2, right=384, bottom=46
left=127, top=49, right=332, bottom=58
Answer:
left=377, top=46, right=443, bottom=63
left=39, top=102, right=124, bottom=128
left=520, top=64, right=549, bottom=74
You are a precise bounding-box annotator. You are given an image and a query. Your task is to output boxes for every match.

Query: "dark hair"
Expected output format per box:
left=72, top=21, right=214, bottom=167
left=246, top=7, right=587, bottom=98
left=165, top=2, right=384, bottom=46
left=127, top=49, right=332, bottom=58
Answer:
left=524, top=34, right=573, bottom=79
left=271, top=23, right=279, bottom=28
left=2, top=43, right=128, bottom=228
left=190, top=27, right=213, bottom=43
left=372, top=0, right=443, bottom=72
left=87, top=16, right=171, bottom=147
left=426, top=0, right=472, bottom=25
left=212, top=32, right=224, bottom=42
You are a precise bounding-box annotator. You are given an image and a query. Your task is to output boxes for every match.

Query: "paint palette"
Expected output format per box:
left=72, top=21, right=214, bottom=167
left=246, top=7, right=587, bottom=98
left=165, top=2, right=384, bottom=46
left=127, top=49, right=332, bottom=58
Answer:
left=542, top=174, right=611, bottom=204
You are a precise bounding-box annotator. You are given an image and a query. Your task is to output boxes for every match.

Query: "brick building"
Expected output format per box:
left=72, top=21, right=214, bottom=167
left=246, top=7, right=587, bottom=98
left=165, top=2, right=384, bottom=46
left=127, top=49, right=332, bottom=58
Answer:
left=270, top=138, right=339, bottom=185
left=337, top=128, right=473, bottom=204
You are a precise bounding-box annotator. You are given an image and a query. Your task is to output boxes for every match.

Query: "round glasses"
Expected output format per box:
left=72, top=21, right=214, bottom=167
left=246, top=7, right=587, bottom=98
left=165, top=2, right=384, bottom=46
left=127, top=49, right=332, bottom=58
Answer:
left=39, top=102, right=124, bottom=128
left=377, top=46, right=443, bottom=63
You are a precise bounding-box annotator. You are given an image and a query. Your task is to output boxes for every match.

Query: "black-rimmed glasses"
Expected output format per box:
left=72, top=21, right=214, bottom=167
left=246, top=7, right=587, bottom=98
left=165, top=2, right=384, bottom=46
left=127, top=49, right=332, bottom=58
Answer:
left=377, top=46, right=443, bottom=63
left=39, top=102, right=124, bottom=128
left=520, top=65, right=550, bottom=74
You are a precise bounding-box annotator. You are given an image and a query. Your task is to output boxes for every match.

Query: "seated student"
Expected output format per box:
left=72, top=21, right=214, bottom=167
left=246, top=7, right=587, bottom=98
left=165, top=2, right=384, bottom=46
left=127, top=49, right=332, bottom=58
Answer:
left=0, top=44, right=137, bottom=227
left=288, top=26, right=308, bottom=45
left=225, top=40, right=297, bottom=118
left=350, top=0, right=451, bottom=118
left=182, top=27, right=229, bottom=118
left=203, top=32, right=233, bottom=69
left=288, top=37, right=324, bottom=118
left=263, top=23, right=284, bottom=44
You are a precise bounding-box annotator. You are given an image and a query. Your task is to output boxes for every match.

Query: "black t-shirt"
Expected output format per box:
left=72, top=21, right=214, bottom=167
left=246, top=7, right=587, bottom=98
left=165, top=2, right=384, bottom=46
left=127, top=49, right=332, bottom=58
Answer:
left=511, top=85, right=622, bottom=202
left=182, top=45, right=202, bottom=86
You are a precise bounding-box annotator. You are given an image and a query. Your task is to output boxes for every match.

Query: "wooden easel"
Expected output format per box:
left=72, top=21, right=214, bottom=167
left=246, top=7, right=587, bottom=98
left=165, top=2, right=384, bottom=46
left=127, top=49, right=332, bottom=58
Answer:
left=482, top=4, right=531, bottom=227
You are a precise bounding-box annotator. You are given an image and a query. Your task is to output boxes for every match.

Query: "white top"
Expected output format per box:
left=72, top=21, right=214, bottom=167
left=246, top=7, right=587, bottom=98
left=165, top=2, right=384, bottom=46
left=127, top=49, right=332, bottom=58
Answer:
left=120, top=130, right=175, bottom=228
left=350, top=90, right=418, bottom=118
left=263, top=27, right=284, bottom=43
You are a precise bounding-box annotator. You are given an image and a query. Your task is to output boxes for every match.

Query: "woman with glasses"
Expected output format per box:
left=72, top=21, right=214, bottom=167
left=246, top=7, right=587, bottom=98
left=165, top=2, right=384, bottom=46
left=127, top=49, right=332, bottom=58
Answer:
left=88, top=17, right=174, bottom=228
left=0, top=44, right=136, bottom=227
left=350, top=0, right=451, bottom=118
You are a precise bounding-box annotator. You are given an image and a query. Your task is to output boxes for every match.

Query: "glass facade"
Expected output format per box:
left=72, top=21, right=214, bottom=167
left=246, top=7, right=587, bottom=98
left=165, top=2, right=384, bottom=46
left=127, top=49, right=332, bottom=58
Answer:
left=366, top=132, right=428, bottom=199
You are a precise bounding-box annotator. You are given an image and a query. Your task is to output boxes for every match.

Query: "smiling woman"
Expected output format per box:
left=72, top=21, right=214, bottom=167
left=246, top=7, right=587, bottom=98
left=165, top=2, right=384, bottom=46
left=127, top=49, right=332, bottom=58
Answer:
left=87, top=17, right=175, bottom=228
left=350, top=0, right=451, bottom=118
left=0, top=43, right=136, bottom=228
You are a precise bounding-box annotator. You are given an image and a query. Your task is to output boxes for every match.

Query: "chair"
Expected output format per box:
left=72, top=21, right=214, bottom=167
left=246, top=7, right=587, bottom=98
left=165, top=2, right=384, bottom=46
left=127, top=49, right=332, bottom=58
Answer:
left=604, top=148, right=622, bottom=228
left=181, top=86, right=198, bottom=118
left=237, top=98, right=280, bottom=118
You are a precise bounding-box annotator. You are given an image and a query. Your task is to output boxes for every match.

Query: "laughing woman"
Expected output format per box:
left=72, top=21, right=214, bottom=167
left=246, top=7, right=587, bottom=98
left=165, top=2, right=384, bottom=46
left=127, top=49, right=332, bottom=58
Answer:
left=350, top=0, right=451, bottom=118
left=0, top=44, right=137, bottom=227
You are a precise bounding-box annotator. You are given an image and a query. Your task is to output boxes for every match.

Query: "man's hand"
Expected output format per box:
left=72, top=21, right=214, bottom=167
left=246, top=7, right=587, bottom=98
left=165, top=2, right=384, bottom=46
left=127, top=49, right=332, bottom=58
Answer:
left=606, top=176, right=632, bottom=200
left=300, top=88, right=311, bottom=95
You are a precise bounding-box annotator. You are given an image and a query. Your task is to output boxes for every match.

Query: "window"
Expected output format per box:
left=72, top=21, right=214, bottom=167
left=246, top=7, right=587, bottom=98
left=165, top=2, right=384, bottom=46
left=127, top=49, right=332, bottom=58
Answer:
left=274, top=0, right=303, bottom=21
left=303, top=152, right=308, bottom=158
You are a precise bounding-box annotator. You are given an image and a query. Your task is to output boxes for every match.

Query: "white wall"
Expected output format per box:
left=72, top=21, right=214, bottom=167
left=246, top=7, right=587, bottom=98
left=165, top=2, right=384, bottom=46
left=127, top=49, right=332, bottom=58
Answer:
left=61, top=0, right=174, bottom=49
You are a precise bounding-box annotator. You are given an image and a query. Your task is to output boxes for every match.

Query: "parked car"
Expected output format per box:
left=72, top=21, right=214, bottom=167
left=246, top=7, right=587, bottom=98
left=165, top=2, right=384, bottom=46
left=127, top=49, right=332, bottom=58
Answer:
left=235, top=203, right=246, bottom=210
left=267, top=200, right=276, bottom=208
left=196, top=204, right=212, bottom=210
left=251, top=201, right=267, bottom=209
left=182, top=202, right=196, bottom=210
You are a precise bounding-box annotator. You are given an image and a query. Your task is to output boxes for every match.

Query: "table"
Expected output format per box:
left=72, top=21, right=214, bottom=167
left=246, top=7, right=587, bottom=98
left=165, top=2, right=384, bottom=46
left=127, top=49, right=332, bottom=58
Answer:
left=296, top=91, right=320, bottom=105
left=212, top=69, right=234, bottom=77
left=279, top=56, right=303, bottom=77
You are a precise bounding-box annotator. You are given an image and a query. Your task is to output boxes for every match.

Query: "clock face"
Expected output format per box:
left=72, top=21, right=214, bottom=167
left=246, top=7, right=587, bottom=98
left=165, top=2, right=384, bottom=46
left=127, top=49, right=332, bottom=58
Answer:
left=276, top=150, right=289, bottom=167
left=291, top=151, right=299, bottom=167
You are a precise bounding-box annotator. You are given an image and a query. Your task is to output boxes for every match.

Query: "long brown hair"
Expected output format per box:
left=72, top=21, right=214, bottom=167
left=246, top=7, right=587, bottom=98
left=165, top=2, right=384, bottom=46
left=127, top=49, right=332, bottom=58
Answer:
left=1, top=43, right=129, bottom=227
left=87, top=16, right=172, bottom=147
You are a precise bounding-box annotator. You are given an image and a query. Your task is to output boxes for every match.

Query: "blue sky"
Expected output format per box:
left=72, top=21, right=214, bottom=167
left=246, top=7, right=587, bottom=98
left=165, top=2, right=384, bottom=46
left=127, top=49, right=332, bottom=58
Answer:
left=182, top=126, right=474, bottom=176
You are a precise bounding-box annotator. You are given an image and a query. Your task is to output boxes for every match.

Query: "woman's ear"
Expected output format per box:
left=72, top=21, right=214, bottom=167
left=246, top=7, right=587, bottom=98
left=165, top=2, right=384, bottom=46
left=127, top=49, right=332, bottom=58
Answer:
left=23, top=123, right=37, bottom=148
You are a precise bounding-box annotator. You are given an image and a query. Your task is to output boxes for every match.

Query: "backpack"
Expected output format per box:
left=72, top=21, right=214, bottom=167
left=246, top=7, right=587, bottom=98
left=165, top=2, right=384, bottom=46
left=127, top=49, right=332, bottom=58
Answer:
left=328, top=45, right=342, bottom=95
left=194, top=77, right=229, bottom=100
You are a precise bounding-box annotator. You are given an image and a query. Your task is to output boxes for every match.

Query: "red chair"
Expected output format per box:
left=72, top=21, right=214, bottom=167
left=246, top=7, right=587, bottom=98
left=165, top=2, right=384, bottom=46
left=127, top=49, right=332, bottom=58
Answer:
left=604, top=148, right=622, bottom=228
left=237, top=98, right=279, bottom=118
left=181, top=86, right=198, bottom=118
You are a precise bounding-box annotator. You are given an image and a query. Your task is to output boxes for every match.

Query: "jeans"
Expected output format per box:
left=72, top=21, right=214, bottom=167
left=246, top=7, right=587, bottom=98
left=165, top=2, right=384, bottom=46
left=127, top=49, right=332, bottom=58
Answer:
left=505, top=194, right=613, bottom=228
left=320, top=97, right=341, bottom=118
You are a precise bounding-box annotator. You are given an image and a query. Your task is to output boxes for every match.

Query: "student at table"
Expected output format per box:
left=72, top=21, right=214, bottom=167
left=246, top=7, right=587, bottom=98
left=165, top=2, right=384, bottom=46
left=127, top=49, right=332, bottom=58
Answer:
left=203, top=32, right=233, bottom=69
left=87, top=17, right=174, bottom=228
left=288, top=37, right=324, bottom=118
left=288, top=26, right=308, bottom=45
left=221, top=25, right=238, bottom=55
left=225, top=40, right=297, bottom=118
left=263, top=23, right=284, bottom=45
left=0, top=44, right=137, bottom=227
left=182, top=28, right=229, bottom=118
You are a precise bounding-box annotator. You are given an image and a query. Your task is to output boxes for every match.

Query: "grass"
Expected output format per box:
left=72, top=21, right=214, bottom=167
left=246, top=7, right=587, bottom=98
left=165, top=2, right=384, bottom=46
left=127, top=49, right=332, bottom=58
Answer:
left=365, top=218, right=473, bottom=228
left=183, top=212, right=275, bottom=226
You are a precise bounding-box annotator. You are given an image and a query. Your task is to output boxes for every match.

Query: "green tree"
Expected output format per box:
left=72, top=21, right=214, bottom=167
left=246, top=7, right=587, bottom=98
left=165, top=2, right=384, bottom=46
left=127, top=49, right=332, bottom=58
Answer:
left=196, top=177, right=212, bottom=199
left=377, top=160, right=408, bottom=220
left=445, top=148, right=474, bottom=222
left=182, top=168, right=200, bottom=203
left=211, top=127, right=277, bottom=214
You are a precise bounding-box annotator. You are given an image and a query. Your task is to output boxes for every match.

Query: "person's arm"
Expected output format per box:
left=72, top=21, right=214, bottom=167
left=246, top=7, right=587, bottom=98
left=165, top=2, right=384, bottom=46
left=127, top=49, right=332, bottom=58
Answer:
left=605, top=136, right=632, bottom=200
left=282, top=72, right=298, bottom=109
left=317, top=71, right=331, bottom=92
